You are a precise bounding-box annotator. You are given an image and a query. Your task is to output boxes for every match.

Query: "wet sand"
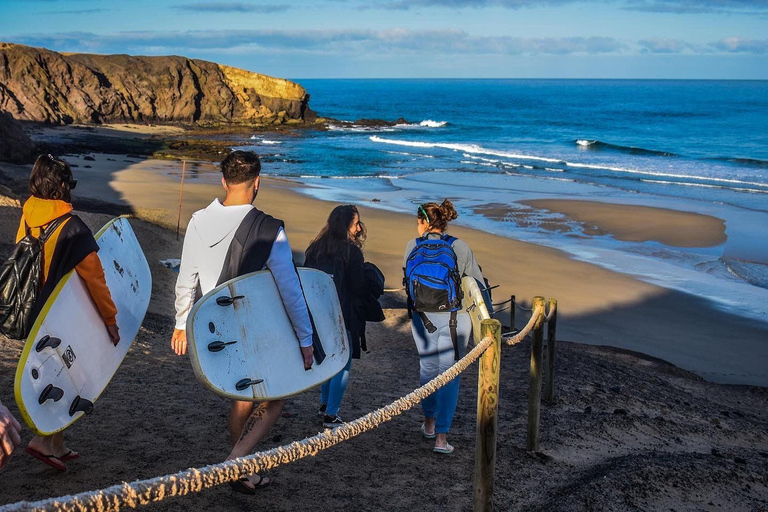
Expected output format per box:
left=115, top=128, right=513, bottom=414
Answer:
left=520, top=199, right=727, bottom=248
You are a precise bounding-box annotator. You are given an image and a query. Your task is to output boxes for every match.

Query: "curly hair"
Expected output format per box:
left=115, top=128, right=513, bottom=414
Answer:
left=220, top=150, right=261, bottom=185
left=417, top=199, right=458, bottom=232
left=29, top=154, right=75, bottom=202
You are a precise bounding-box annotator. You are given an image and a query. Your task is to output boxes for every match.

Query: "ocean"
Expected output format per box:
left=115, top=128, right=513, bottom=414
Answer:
left=182, top=79, right=768, bottom=323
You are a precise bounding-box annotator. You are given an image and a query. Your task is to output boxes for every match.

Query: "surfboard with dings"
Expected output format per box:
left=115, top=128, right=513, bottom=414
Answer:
left=14, top=217, right=151, bottom=436
left=186, top=268, right=349, bottom=401
left=462, top=276, right=492, bottom=344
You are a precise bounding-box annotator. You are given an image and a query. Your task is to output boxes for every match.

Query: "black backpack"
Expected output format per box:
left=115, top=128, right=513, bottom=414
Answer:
left=0, top=214, right=70, bottom=339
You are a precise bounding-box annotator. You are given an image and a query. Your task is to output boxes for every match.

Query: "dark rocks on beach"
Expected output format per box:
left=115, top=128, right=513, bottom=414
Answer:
left=352, top=118, right=412, bottom=127
left=84, top=165, right=92, bottom=168
left=614, top=408, right=628, bottom=415
left=610, top=385, right=622, bottom=393
left=0, top=111, right=36, bottom=164
left=0, top=42, right=317, bottom=126
left=83, top=155, right=96, bottom=161
left=584, top=406, right=593, bottom=413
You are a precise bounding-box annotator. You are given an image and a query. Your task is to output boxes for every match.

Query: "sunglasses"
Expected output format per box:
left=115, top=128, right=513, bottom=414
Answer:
left=68, top=178, right=78, bottom=190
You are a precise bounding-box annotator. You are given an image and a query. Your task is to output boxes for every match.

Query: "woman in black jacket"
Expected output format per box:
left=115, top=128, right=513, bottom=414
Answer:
left=305, top=205, right=368, bottom=428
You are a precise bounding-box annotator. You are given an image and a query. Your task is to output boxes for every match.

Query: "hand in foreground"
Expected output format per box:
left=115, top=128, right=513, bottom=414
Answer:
left=301, top=346, right=314, bottom=371
left=0, top=402, right=22, bottom=470
left=171, top=329, right=188, bottom=356
left=106, top=324, right=120, bottom=346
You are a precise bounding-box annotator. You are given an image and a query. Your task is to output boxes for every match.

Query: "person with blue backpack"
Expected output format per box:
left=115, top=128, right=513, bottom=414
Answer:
left=403, top=199, right=485, bottom=454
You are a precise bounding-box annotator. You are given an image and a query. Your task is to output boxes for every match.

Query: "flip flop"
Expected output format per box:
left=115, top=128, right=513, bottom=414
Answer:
left=433, top=443, right=455, bottom=454
left=229, top=475, right=271, bottom=495
left=60, top=449, right=79, bottom=462
left=25, top=447, right=66, bottom=471
left=420, top=424, right=436, bottom=439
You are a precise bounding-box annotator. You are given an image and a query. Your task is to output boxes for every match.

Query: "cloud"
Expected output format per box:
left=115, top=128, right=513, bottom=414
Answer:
left=10, top=29, right=768, bottom=57
left=637, top=38, right=695, bottom=53
left=9, top=29, right=625, bottom=56
left=623, top=0, right=768, bottom=14
left=710, top=37, right=768, bottom=53
left=173, top=2, right=289, bottom=12
left=362, top=0, right=768, bottom=14
left=46, top=9, right=108, bottom=14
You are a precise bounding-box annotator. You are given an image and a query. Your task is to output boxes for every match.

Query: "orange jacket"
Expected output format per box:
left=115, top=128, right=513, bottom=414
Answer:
left=16, top=197, right=118, bottom=326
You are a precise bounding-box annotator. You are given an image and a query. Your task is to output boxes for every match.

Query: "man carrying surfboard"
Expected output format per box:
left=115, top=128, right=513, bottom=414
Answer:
left=171, top=150, right=313, bottom=493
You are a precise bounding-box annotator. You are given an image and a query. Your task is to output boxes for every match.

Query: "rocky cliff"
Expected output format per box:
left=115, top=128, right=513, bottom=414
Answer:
left=0, top=111, right=36, bottom=163
left=0, top=43, right=316, bottom=125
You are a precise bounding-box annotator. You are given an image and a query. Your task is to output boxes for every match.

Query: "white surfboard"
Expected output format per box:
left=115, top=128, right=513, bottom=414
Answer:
left=187, top=268, right=349, bottom=401
left=462, top=276, right=492, bottom=344
left=14, top=217, right=151, bottom=436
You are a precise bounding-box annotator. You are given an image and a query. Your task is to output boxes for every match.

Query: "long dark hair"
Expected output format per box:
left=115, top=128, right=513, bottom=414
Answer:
left=305, top=205, right=366, bottom=263
left=29, top=154, right=75, bottom=202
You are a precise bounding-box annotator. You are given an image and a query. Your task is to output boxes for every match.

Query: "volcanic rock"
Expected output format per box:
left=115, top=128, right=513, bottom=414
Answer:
left=0, top=42, right=316, bottom=125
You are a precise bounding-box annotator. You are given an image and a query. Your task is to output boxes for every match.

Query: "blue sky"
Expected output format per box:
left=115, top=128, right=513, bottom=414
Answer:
left=1, top=0, right=766, bottom=78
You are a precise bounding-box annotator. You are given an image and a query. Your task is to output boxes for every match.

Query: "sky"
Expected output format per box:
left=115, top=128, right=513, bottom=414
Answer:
left=1, top=0, right=766, bottom=78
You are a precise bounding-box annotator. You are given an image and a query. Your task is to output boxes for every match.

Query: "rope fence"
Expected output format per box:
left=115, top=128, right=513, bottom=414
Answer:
left=2, top=336, right=497, bottom=512
left=2, top=296, right=558, bottom=512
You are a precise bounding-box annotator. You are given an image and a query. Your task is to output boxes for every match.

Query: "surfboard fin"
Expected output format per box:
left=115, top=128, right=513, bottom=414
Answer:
left=38, top=384, right=64, bottom=405
left=235, top=378, right=264, bottom=391
left=208, top=340, right=237, bottom=352
left=216, top=295, right=245, bottom=306
left=35, top=335, right=62, bottom=353
left=69, top=396, right=94, bottom=416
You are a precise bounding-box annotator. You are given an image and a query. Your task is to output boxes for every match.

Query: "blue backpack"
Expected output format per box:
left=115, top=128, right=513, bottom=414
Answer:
left=405, top=234, right=462, bottom=313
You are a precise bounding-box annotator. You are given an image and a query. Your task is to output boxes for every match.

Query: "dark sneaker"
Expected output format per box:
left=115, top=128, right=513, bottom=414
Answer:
left=317, top=403, right=327, bottom=417
left=323, top=414, right=344, bottom=429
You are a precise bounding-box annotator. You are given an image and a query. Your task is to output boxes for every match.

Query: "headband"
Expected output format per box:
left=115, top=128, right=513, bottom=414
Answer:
left=418, top=205, right=430, bottom=223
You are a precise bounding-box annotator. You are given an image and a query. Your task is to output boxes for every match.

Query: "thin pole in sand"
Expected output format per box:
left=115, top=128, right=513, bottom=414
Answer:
left=510, top=295, right=516, bottom=332
left=544, top=298, right=558, bottom=404
left=474, top=318, right=502, bottom=512
left=176, top=160, right=186, bottom=241
left=526, top=296, right=546, bottom=452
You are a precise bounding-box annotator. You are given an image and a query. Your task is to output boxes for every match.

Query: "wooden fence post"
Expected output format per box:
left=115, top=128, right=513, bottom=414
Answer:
left=526, top=296, right=545, bottom=452
left=544, top=298, right=557, bottom=404
left=474, top=318, right=502, bottom=512
left=176, top=160, right=187, bottom=241
left=510, top=295, right=516, bottom=332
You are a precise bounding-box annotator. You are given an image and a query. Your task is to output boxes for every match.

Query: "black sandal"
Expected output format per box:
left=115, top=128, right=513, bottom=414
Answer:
left=229, top=475, right=271, bottom=495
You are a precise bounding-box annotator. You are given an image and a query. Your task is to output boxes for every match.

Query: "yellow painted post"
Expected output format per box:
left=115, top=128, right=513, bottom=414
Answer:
left=474, top=319, right=502, bottom=512
left=526, top=296, right=546, bottom=452
left=544, top=298, right=558, bottom=404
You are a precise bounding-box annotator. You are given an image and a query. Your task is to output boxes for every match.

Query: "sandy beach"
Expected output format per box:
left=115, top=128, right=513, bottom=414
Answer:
left=1, top=144, right=767, bottom=510
left=4, top=146, right=766, bottom=386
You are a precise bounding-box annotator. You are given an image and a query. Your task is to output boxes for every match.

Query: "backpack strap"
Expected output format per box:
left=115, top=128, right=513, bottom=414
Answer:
left=449, top=310, right=459, bottom=361
left=418, top=311, right=437, bottom=334
left=216, top=208, right=284, bottom=286
left=292, top=264, right=326, bottom=365
left=40, top=214, right=72, bottom=243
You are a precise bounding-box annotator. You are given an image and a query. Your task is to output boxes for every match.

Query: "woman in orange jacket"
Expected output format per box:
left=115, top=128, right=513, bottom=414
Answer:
left=15, top=154, right=119, bottom=471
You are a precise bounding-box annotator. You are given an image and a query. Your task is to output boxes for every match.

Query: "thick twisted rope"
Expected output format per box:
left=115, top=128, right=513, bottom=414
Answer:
left=503, top=304, right=544, bottom=347
left=1, top=335, right=495, bottom=512
left=544, top=302, right=556, bottom=323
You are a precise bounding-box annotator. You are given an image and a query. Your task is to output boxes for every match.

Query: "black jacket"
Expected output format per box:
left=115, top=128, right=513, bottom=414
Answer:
left=305, top=243, right=368, bottom=358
